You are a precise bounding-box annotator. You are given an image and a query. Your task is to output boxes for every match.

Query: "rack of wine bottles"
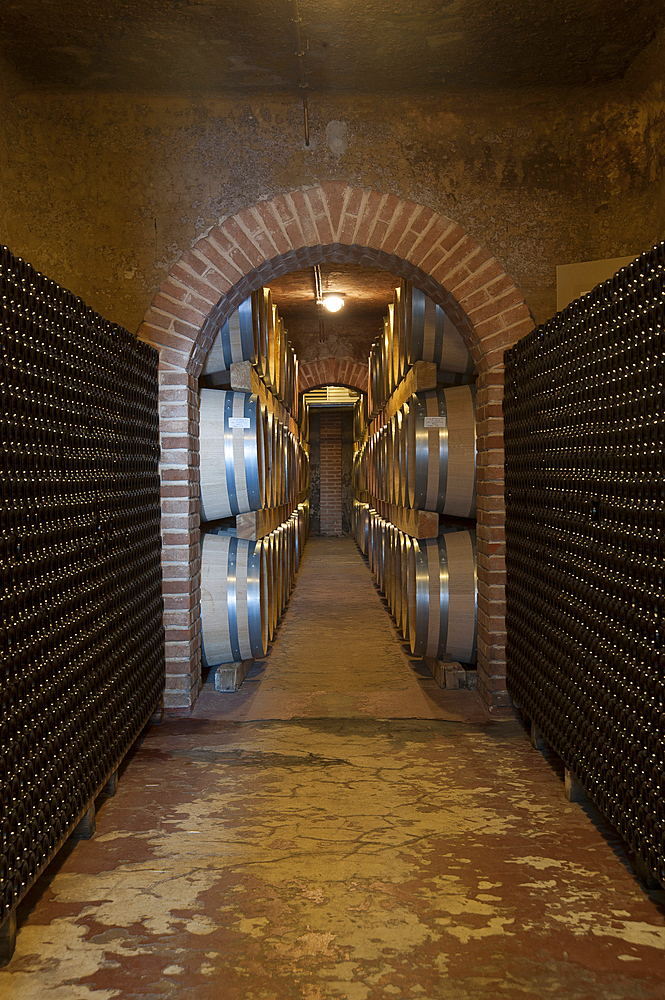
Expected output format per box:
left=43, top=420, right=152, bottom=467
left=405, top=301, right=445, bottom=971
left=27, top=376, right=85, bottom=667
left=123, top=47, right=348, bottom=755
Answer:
left=0, top=246, right=165, bottom=928
left=504, top=242, right=665, bottom=888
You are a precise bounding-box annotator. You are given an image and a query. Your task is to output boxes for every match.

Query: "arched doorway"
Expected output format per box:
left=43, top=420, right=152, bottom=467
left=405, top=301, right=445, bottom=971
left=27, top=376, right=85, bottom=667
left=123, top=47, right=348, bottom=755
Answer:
left=139, top=183, right=534, bottom=716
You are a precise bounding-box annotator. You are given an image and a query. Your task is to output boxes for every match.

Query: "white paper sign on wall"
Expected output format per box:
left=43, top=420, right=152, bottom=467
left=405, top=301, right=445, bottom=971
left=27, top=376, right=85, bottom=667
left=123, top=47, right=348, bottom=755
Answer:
left=228, top=417, right=251, bottom=428
left=423, top=416, right=447, bottom=428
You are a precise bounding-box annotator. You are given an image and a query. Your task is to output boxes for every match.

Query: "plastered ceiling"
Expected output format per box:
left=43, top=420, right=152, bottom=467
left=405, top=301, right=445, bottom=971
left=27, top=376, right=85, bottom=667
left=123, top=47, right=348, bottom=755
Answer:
left=268, top=264, right=400, bottom=365
left=1, top=0, right=663, bottom=93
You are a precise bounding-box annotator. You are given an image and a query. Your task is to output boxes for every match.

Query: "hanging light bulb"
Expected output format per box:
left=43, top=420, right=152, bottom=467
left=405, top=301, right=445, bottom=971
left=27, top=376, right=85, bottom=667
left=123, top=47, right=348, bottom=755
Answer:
left=323, top=295, right=344, bottom=313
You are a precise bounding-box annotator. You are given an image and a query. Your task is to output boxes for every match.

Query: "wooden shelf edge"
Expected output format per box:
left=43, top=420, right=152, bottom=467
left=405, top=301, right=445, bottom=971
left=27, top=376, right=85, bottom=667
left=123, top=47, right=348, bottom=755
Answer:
left=361, top=494, right=439, bottom=539
left=200, top=362, right=300, bottom=439
left=362, top=361, right=438, bottom=448
left=360, top=364, right=475, bottom=448
left=236, top=500, right=301, bottom=540
left=229, top=361, right=300, bottom=439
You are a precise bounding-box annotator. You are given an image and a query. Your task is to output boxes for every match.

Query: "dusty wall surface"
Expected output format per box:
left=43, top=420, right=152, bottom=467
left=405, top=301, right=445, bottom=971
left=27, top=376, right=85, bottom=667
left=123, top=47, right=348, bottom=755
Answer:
left=282, top=307, right=384, bottom=367
left=2, top=72, right=665, bottom=338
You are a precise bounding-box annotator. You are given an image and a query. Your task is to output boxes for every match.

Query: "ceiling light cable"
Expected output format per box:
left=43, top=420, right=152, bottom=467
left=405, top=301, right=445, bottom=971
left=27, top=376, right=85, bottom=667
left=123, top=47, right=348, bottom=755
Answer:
left=292, top=0, right=310, bottom=146
left=313, top=265, right=325, bottom=340
left=313, top=264, right=323, bottom=304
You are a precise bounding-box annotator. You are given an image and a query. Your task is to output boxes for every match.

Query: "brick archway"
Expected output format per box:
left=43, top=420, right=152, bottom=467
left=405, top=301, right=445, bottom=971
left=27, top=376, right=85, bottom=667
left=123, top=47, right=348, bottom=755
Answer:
left=139, top=183, right=534, bottom=715
left=298, top=358, right=368, bottom=394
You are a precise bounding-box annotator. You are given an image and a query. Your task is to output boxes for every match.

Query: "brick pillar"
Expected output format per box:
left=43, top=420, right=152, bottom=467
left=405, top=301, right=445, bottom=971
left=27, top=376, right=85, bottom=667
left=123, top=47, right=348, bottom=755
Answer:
left=319, top=412, right=342, bottom=535
left=158, top=370, right=202, bottom=709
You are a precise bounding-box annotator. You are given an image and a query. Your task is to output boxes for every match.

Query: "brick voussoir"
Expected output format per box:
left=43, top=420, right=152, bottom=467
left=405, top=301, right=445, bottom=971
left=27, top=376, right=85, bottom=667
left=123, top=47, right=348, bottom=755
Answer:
left=143, top=184, right=533, bottom=718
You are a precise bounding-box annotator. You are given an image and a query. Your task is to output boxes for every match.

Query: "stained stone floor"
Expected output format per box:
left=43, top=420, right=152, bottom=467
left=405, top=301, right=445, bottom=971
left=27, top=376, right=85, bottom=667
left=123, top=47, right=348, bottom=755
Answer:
left=2, top=538, right=665, bottom=999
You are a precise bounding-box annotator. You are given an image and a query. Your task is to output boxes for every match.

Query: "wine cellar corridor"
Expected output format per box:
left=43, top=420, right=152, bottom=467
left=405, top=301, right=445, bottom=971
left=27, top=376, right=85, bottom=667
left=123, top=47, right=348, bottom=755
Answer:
left=3, top=223, right=665, bottom=996
left=194, top=536, right=486, bottom=725
left=4, top=0, right=665, bottom=982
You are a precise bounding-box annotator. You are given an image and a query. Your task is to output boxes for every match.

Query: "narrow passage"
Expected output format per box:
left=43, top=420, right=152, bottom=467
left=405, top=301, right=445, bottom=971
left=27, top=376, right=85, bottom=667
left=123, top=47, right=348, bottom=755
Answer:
left=193, top=535, right=486, bottom=723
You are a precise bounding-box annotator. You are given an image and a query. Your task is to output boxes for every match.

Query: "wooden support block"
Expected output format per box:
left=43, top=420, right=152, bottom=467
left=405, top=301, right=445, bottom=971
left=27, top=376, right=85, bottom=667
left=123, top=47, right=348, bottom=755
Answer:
left=633, top=855, right=661, bottom=891
left=236, top=501, right=298, bottom=540
left=564, top=769, right=586, bottom=803
left=0, top=910, right=17, bottom=967
left=214, top=659, right=254, bottom=692
left=370, top=495, right=439, bottom=539
left=229, top=360, right=253, bottom=392
left=444, top=664, right=462, bottom=690
left=106, top=769, right=119, bottom=797
left=530, top=722, right=546, bottom=751
left=72, top=802, right=96, bottom=840
left=422, top=656, right=473, bottom=690
left=229, top=361, right=299, bottom=438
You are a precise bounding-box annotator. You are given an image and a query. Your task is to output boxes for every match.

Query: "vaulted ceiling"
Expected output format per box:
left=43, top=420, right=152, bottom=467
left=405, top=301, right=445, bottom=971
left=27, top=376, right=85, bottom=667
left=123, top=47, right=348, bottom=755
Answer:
left=3, top=1, right=660, bottom=361
left=2, top=0, right=663, bottom=94
left=268, top=264, right=400, bottom=366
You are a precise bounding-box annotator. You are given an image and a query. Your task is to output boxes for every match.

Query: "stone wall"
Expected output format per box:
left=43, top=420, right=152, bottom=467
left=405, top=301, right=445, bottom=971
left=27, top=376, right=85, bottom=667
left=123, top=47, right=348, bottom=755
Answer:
left=2, top=69, right=665, bottom=336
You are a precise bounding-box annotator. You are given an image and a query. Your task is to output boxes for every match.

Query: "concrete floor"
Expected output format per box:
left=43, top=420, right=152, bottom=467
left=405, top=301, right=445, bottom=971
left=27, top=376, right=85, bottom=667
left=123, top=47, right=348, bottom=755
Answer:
left=3, top=538, right=665, bottom=999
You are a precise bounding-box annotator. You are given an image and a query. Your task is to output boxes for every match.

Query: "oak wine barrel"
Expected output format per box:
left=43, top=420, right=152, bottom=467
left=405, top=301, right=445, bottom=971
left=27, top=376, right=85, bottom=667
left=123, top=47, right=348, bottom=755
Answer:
left=199, top=389, right=266, bottom=521
left=405, top=285, right=475, bottom=375
left=200, top=533, right=267, bottom=665
left=406, top=384, right=476, bottom=517
left=408, top=529, right=477, bottom=663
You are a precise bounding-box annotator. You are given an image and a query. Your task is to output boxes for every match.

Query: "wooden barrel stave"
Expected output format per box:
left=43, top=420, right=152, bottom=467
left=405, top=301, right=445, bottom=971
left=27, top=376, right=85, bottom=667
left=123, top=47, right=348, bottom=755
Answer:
left=408, top=529, right=477, bottom=663
left=199, top=389, right=265, bottom=521
left=200, top=533, right=267, bottom=665
left=201, top=294, right=258, bottom=375
left=405, top=285, right=474, bottom=375
left=406, top=384, right=476, bottom=517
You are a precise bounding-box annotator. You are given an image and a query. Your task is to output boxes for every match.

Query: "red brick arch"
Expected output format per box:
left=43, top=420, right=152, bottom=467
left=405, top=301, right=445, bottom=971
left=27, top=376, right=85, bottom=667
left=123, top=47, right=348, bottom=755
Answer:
left=298, top=358, right=368, bottom=394
left=139, top=182, right=534, bottom=715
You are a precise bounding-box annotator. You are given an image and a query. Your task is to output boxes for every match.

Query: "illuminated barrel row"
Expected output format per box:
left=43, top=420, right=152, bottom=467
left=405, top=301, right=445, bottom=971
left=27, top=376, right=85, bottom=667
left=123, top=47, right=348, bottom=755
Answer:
left=355, top=384, right=476, bottom=518
left=368, top=281, right=474, bottom=415
left=200, top=502, right=310, bottom=665
left=202, top=287, right=299, bottom=418
left=353, top=502, right=477, bottom=664
left=199, top=388, right=308, bottom=521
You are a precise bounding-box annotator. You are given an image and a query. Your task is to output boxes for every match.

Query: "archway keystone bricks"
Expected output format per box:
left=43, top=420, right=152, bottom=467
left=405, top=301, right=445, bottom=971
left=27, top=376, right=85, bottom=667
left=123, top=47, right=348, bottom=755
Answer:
left=298, top=359, right=368, bottom=394
left=139, top=183, right=534, bottom=715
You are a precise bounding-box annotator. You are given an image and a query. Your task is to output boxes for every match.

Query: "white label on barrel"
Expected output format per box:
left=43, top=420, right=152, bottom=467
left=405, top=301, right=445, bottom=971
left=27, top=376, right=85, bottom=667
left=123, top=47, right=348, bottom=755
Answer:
left=424, top=416, right=447, bottom=428
left=228, top=417, right=251, bottom=428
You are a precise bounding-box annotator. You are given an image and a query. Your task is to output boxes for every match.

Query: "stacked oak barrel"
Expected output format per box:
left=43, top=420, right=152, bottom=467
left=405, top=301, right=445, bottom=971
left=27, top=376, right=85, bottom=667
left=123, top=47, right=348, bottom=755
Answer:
left=354, top=280, right=477, bottom=666
left=198, top=288, right=309, bottom=668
